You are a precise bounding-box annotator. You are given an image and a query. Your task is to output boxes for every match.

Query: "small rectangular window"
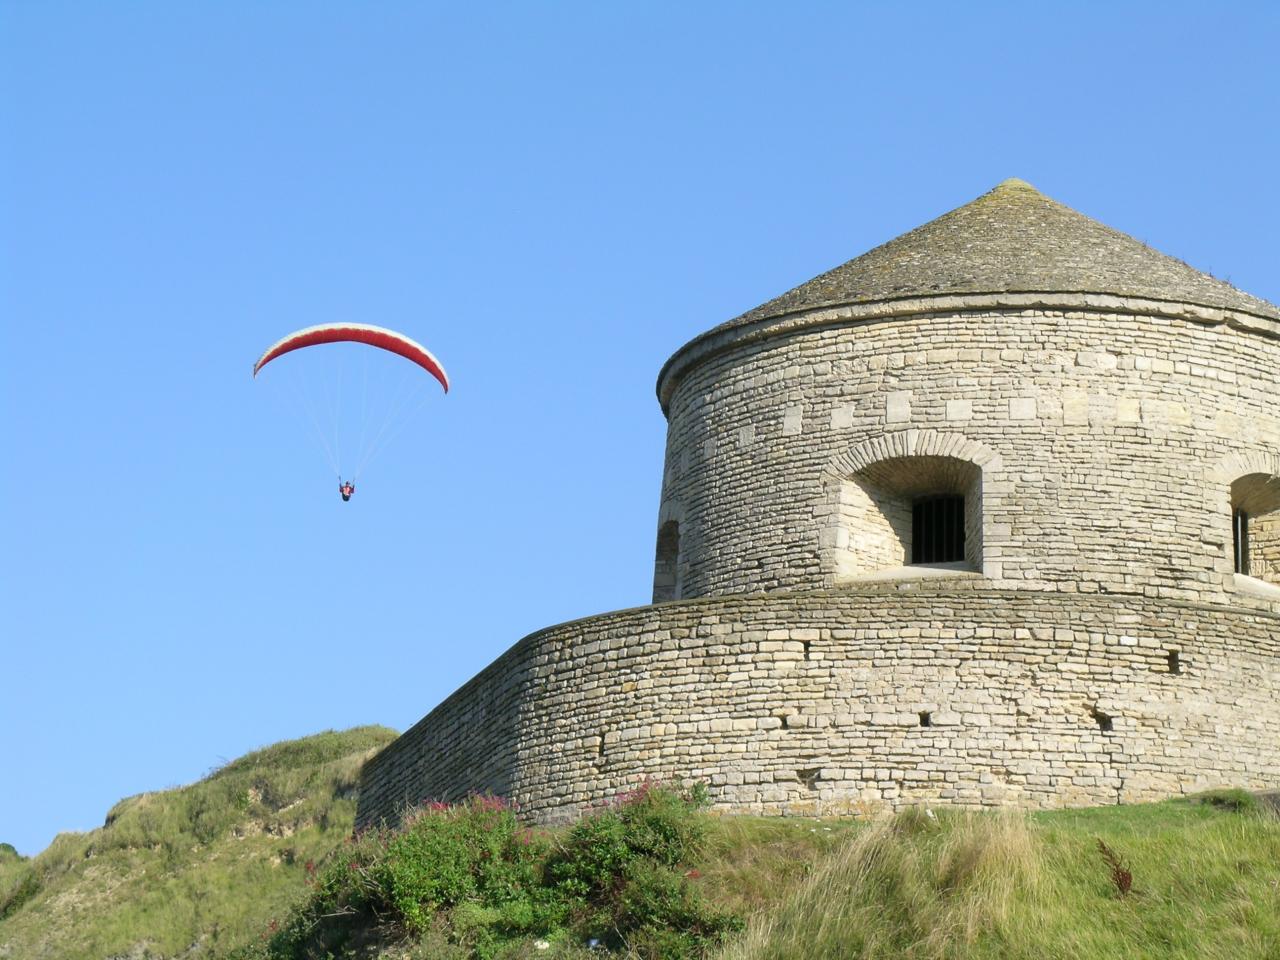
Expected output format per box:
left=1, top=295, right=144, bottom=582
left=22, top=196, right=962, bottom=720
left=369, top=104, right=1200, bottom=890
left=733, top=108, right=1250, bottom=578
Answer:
left=1092, top=707, right=1114, bottom=733
left=1233, top=509, right=1250, bottom=576
left=912, top=496, right=965, bottom=564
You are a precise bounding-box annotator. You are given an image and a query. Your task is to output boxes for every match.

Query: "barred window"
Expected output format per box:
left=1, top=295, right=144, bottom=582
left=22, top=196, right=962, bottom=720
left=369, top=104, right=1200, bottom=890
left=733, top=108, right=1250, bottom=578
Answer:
left=1230, top=472, right=1280, bottom=587
left=912, top=496, right=966, bottom=564
left=1233, top=509, right=1250, bottom=576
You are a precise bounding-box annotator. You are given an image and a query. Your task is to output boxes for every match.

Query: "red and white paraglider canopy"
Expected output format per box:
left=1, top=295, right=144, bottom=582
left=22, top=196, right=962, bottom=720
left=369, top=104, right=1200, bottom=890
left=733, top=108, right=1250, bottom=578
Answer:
left=254, top=323, right=450, bottom=493
left=252, top=322, right=449, bottom=393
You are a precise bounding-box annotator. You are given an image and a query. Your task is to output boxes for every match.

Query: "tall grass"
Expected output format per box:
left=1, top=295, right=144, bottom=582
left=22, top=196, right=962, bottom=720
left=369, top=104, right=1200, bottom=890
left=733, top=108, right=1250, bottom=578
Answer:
left=719, top=809, right=1036, bottom=960
left=719, top=797, right=1280, bottom=960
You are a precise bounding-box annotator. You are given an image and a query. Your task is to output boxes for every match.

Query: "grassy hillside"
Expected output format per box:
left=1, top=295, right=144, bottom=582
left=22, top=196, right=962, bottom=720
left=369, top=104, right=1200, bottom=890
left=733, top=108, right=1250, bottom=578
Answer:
left=4, top=727, right=1276, bottom=960
left=0, top=726, right=396, bottom=960
left=230, top=786, right=1279, bottom=960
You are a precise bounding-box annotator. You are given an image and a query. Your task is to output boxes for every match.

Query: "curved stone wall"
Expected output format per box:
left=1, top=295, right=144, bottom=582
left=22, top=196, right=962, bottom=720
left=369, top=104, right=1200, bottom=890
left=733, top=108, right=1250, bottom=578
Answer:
left=356, top=585, right=1280, bottom=832
left=653, top=294, right=1280, bottom=602
left=362, top=188, right=1280, bottom=833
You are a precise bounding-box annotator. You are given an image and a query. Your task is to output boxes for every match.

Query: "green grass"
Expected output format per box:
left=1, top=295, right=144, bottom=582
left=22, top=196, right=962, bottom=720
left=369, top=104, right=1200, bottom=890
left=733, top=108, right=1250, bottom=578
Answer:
left=694, top=815, right=859, bottom=918
left=718, top=795, right=1280, bottom=960
left=4, top=727, right=1277, bottom=960
left=0, top=725, right=395, bottom=960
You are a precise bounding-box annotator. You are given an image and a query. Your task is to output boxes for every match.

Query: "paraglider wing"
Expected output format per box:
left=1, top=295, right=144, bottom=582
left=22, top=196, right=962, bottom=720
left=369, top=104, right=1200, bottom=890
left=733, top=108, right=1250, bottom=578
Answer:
left=252, top=323, right=449, bottom=392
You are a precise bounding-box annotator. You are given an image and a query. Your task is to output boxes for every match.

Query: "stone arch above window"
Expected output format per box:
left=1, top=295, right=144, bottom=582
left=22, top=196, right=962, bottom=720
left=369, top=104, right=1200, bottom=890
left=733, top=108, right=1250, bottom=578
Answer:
left=820, top=430, right=1004, bottom=482
left=652, top=502, right=686, bottom=602
left=1220, top=452, right=1280, bottom=589
left=819, top=431, right=1001, bottom=584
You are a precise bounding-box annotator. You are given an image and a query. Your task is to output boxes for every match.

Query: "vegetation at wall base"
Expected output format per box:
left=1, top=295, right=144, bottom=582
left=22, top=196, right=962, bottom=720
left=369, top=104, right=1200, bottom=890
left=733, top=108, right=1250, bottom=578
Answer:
left=238, top=783, right=741, bottom=960
left=3, top=725, right=1277, bottom=960
left=232, top=786, right=1279, bottom=960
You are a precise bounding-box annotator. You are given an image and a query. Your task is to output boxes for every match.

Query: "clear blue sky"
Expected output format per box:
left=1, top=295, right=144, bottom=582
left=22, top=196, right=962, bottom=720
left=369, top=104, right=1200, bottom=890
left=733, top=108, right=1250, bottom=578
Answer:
left=2, top=2, right=1277, bottom=856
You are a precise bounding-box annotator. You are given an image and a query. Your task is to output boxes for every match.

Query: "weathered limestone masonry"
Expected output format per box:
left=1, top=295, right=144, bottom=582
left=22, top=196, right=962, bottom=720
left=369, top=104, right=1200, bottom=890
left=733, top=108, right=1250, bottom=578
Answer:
left=357, top=588, right=1280, bottom=828
left=358, top=180, right=1280, bottom=833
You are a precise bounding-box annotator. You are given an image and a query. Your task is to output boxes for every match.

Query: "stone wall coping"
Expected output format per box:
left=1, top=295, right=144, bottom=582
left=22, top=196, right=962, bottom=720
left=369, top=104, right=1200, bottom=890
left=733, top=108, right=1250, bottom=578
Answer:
left=656, top=291, right=1280, bottom=414
left=519, top=585, right=1280, bottom=652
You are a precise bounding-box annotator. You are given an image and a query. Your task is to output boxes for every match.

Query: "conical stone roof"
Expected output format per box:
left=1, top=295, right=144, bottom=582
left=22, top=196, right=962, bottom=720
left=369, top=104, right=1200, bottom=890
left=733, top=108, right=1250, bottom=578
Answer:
left=731, top=179, right=1280, bottom=325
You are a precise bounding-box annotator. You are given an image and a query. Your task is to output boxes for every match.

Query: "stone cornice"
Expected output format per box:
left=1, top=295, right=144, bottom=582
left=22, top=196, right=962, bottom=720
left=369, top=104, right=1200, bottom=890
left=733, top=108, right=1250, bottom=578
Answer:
left=656, top=292, right=1280, bottom=415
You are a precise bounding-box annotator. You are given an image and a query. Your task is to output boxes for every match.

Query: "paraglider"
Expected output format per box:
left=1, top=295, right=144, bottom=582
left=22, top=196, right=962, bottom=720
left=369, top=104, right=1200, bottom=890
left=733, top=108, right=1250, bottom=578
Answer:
left=253, top=323, right=449, bottom=499
left=252, top=322, right=449, bottom=391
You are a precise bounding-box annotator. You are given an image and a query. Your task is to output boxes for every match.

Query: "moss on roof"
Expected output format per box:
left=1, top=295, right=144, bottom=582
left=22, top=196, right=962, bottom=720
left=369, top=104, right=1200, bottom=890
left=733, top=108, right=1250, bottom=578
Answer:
left=729, top=179, right=1280, bottom=325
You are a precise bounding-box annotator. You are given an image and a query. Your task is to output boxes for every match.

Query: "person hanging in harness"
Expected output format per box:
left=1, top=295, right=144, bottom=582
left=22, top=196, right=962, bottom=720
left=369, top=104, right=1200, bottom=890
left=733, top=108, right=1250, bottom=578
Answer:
left=338, top=480, right=355, bottom=502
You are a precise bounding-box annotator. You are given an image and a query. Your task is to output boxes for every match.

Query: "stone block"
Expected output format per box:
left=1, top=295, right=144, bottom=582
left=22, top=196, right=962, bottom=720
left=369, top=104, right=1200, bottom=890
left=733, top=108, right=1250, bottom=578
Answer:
left=1008, top=397, right=1037, bottom=420
left=886, top=391, right=912, bottom=424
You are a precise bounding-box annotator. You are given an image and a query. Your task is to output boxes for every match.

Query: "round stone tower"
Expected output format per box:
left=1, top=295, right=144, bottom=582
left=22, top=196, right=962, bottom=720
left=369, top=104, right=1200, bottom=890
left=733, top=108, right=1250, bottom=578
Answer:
left=359, top=181, right=1280, bottom=831
left=653, top=179, right=1280, bottom=605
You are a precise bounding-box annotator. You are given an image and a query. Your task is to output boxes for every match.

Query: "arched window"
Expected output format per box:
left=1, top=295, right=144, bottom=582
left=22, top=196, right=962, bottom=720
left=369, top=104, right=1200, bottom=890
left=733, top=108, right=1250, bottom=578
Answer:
left=820, top=431, right=998, bottom=585
left=833, top=454, right=982, bottom=579
left=653, top=520, right=682, bottom=602
left=1231, top=472, right=1280, bottom=587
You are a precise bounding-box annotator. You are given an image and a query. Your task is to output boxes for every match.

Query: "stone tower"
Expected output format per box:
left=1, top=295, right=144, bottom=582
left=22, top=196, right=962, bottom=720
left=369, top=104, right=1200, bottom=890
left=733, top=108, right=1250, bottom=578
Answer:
left=358, top=180, right=1280, bottom=830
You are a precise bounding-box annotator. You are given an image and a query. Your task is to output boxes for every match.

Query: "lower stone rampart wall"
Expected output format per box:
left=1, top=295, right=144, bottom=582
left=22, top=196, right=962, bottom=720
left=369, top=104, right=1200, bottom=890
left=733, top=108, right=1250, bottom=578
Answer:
left=357, top=586, right=1280, bottom=832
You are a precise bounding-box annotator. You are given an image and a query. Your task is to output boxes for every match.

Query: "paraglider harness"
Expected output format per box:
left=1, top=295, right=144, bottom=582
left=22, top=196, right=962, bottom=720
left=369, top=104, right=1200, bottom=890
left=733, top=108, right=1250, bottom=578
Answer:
left=338, top=480, right=355, bottom=502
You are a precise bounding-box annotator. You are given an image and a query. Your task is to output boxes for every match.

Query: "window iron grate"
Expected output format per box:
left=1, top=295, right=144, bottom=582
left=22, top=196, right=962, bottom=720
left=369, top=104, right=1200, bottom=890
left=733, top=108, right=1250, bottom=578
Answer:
left=1233, top=509, right=1250, bottom=576
left=912, top=495, right=965, bottom=564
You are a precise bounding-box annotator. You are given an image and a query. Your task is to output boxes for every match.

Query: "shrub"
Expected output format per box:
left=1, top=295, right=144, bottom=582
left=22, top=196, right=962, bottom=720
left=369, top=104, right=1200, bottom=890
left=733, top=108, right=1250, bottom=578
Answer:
left=377, top=796, right=555, bottom=939
left=253, top=782, right=738, bottom=959
left=614, top=861, right=742, bottom=960
left=547, top=782, right=708, bottom=901
left=546, top=782, right=740, bottom=956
